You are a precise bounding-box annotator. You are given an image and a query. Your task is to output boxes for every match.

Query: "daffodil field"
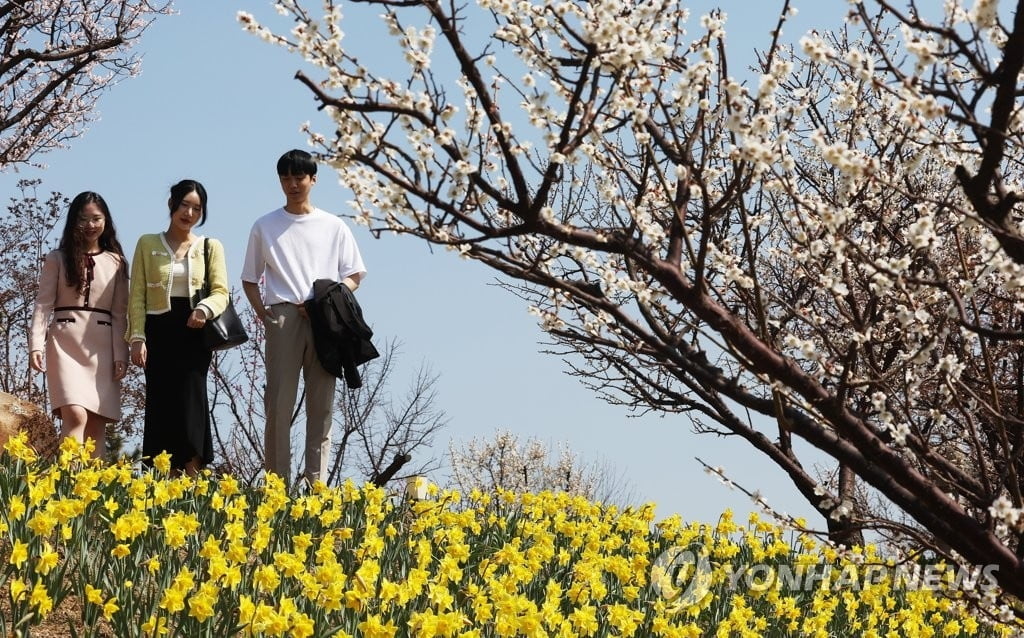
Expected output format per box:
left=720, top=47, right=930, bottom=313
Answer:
left=0, top=434, right=1019, bottom=637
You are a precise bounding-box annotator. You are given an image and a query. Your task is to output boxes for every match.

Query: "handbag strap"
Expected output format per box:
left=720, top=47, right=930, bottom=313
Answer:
left=202, top=237, right=210, bottom=293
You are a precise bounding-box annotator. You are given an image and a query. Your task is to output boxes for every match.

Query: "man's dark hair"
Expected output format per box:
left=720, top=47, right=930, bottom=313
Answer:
left=277, top=149, right=318, bottom=177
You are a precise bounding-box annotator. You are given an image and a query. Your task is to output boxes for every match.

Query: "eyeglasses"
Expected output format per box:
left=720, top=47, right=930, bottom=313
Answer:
left=77, top=217, right=104, bottom=228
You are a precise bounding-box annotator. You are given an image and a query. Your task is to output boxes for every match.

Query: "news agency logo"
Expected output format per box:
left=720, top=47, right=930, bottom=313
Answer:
left=651, top=545, right=713, bottom=610
left=651, top=543, right=1000, bottom=610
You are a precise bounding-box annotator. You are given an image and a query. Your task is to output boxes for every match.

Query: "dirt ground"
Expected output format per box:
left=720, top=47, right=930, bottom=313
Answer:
left=1, top=590, right=110, bottom=637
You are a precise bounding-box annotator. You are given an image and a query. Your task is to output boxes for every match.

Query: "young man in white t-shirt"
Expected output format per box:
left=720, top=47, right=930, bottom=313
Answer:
left=241, top=149, right=366, bottom=486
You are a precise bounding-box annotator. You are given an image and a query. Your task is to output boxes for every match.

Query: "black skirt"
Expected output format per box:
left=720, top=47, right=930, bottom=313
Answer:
left=141, top=297, right=213, bottom=469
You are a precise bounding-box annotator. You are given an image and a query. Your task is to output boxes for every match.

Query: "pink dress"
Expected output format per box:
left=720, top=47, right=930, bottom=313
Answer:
left=30, top=250, right=129, bottom=421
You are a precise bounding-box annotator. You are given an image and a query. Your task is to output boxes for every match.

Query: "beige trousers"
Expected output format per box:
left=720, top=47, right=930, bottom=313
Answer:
left=263, top=303, right=336, bottom=485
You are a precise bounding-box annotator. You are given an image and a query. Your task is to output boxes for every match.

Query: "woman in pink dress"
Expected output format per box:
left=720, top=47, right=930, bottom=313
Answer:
left=29, top=191, right=130, bottom=458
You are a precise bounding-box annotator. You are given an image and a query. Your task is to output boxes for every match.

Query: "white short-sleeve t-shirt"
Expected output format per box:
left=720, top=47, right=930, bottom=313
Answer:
left=241, top=207, right=366, bottom=305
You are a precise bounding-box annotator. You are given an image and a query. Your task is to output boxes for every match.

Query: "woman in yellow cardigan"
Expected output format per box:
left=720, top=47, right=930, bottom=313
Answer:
left=127, top=179, right=230, bottom=475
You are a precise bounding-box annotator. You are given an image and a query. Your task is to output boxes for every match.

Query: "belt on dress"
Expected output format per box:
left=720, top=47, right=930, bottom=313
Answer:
left=54, top=305, right=113, bottom=326
left=54, top=306, right=112, bottom=316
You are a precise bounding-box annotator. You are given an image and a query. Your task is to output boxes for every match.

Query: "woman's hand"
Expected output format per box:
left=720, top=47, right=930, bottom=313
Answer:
left=186, top=308, right=208, bottom=329
left=29, top=350, right=44, bottom=373
left=130, top=341, right=147, bottom=368
left=114, top=360, right=128, bottom=381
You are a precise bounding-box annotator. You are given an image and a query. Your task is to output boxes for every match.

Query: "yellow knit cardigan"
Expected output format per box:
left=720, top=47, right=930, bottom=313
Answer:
left=126, top=234, right=230, bottom=342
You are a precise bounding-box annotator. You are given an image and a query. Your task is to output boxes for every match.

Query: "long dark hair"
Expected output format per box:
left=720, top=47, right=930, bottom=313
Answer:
left=58, top=191, right=127, bottom=293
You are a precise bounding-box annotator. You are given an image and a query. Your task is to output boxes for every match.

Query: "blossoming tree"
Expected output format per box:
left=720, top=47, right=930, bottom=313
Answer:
left=0, top=0, right=172, bottom=169
left=449, top=429, right=635, bottom=504
left=242, top=0, right=1024, bottom=604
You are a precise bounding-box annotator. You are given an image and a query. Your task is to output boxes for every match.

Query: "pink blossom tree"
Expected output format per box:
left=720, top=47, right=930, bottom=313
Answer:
left=243, top=0, right=1024, bottom=607
left=0, top=0, right=172, bottom=169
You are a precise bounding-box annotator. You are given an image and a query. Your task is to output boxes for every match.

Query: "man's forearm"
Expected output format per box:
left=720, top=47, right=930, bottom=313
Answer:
left=343, top=272, right=364, bottom=292
left=242, top=281, right=268, bottom=318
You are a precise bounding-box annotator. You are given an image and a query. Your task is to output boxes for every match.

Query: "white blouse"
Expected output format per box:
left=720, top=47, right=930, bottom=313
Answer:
left=169, top=257, right=190, bottom=298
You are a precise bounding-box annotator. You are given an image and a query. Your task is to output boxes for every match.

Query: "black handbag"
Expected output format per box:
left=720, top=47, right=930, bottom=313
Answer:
left=200, top=238, right=248, bottom=351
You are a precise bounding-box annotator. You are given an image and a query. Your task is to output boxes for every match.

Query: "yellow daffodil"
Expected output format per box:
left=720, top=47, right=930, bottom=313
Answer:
left=152, top=451, right=172, bottom=475
left=102, top=598, right=120, bottom=621
left=4, top=431, right=37, bottom=463
left=34, top=542, right=59, bottom=575
left=85, top=584, right=105, bottom=605
left=29, top=581, right=53, bottom=616
left=9, top=577, right=28, bottom=602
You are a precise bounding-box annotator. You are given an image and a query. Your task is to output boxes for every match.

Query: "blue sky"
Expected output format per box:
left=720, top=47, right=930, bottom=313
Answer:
left=1, top=1, right=847, bottom=525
